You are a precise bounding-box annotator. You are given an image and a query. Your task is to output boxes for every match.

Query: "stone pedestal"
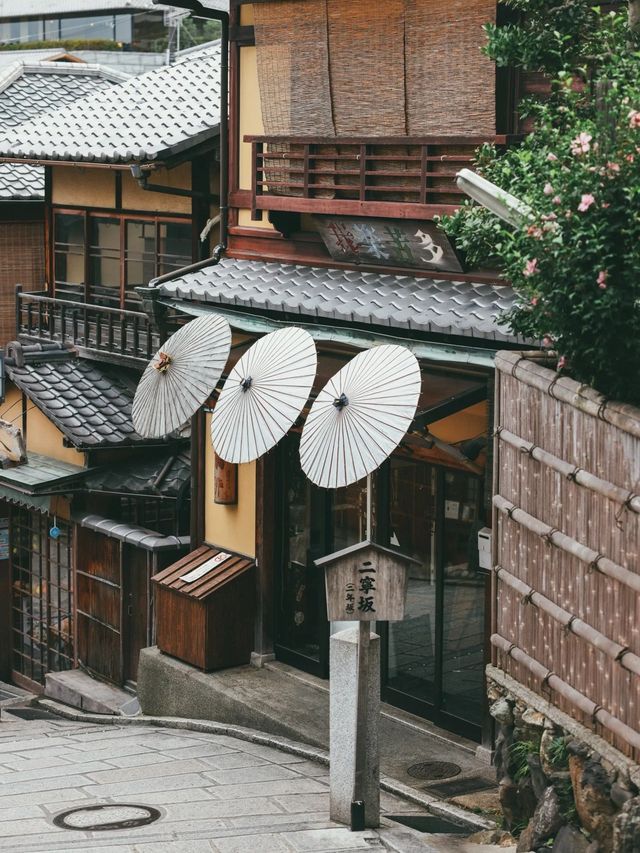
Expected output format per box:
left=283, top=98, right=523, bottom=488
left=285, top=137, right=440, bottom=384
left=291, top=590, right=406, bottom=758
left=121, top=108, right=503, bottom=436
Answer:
left=329, top=627, right=380, bottom=828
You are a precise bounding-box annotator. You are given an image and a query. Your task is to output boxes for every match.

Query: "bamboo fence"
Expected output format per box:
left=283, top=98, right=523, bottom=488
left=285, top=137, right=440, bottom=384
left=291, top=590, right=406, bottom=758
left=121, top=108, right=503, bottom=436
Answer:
left=493, top=352, right=640, bottom=761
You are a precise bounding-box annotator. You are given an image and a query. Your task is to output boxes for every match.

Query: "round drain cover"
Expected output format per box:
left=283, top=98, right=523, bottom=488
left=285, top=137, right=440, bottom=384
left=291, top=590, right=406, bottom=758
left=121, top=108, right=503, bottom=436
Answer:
left=53, top=804, right=162, bottom=832
left=407, top=761, right=462, bottom=781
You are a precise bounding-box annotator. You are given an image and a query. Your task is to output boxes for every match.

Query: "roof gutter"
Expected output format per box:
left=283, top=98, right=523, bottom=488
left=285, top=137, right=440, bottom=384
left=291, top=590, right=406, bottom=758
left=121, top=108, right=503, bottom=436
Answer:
left=161, top=298, right=500, bottom=370
left=151, top=0, right=229, bottom=279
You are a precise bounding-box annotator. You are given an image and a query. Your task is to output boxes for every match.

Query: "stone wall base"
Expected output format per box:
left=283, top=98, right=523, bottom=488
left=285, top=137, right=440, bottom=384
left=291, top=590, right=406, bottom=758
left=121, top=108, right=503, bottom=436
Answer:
left=487, top=667, right=640, bottom=853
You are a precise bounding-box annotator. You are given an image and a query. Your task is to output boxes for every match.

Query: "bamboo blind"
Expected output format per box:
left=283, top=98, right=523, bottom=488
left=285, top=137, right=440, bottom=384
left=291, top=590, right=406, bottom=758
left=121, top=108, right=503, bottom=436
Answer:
left=253, top=0, right=497, bottom=139
left=253, top=0, right=335, bottom=136
left=493, top=352, right=640, bottom=761
left=405, top=0, right=496, bottom=136
left=0, top=222, right=44, bottom=345
left=326, top=0, right=406, bottom=136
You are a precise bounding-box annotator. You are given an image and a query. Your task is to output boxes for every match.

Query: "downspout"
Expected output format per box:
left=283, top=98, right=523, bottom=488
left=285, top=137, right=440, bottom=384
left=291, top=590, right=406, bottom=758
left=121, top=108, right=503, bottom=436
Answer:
left=150, top=0, right=229, bottom=286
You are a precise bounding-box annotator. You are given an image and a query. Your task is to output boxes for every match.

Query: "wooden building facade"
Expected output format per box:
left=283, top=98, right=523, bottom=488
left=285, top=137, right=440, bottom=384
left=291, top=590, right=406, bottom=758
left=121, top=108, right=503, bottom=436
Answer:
left=0, top=48, right=222, bottom=693
left=141, top=0, right=532, bottom=743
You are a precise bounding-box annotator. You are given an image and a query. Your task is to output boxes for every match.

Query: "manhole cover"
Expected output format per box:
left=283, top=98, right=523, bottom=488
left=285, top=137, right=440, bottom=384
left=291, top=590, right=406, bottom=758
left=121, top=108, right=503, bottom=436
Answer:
left=53, top=804, right=162, bottom=832
left=406, top=761, right=461, bottom=781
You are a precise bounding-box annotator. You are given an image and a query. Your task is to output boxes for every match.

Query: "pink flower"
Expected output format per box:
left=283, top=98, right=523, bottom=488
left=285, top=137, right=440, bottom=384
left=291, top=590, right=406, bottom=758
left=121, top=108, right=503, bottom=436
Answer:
left=541, top=213, right=557, bottom=221
left=542, top=335, right=554, bottom=348
left=578, top=193, right=595, bottom=212
left=597, top=270, right=608, bottom=290
left=526, top=225, right=544, bottom=239
left=557, top=355, right=567, bottom=371
left=523, top=259, right=539, bottom=277
left=606, top=161, right=620, bottom=174
left=531, top=296, right=539, bottom=307
left=547, top=153, right=558, bottom=162
left=570, top=132, right=592, bottom=156
left=628, top=110, right=640, bottom=129
left=626, top=154, right=635, bottom=163
left=553, top=195, right=562, bottom=205
left=543, top=182, right=554, bottom=196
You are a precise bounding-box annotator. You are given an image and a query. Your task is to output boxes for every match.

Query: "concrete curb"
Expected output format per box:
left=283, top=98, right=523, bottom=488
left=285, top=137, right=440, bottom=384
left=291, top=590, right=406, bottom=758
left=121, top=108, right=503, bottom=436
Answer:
left=37, top=697, right=495, bottom=832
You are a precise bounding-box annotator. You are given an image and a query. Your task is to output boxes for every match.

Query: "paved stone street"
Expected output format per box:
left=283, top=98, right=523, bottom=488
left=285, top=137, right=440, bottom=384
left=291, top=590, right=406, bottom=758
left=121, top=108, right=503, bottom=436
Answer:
left=0, top=710, right=434, bottom=853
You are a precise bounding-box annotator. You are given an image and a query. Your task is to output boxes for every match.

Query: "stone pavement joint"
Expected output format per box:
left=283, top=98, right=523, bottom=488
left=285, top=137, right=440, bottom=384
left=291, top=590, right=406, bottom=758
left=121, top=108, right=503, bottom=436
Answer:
left=37, top=698, right=494, bottom=832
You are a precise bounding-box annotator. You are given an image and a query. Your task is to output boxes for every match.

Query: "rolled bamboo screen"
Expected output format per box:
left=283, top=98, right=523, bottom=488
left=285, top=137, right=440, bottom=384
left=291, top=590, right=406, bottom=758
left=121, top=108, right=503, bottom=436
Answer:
left=493, top=352, right=640, bottom=761
left=253, top=0, right=497, bottom=139
left=326, top=0, right=406, bottom=136
left=253, top=0, right=334, bottom=136
left=405, top=0, right=496, bottom=136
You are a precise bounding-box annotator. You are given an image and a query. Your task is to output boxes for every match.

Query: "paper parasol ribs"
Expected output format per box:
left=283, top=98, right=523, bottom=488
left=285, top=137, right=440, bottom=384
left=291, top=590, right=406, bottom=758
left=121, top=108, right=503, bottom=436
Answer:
left=132, top=314, right=232, bottom=438
left=211, top=327, right=317, bottom=464
left=300, top=344, right=421, bottom=489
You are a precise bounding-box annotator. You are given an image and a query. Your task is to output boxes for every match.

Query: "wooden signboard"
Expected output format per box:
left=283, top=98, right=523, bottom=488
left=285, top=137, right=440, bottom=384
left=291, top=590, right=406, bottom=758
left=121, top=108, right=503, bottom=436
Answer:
left=315, top=540, right=419, bottom=622
left=214, top=455, right=238, bottom=505
left=313, top=215, right=463, bottom=274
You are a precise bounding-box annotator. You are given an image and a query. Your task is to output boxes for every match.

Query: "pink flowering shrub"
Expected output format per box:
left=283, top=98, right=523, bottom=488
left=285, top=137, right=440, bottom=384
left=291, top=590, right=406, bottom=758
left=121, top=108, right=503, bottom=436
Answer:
left=442, top=9, right=640, bottom=404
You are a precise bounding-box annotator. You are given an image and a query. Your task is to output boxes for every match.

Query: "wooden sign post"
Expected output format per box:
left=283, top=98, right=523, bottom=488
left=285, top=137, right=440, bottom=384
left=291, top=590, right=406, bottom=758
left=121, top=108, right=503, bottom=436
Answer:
left=315, top=540, right=419, bottom=830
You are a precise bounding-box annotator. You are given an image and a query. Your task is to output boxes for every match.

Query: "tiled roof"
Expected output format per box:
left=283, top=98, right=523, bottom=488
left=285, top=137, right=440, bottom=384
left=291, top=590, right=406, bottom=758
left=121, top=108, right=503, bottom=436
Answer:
left=0, top=48, right=221, bottom=165
left=0, top=60, right=122, bottom=199
left=0, top=1, right=157, bottom=16
left=0, top=61, right=124, bottom=127
left=157, top=257, right=518, bottom=343
left=6, top=357, right=162, bottom=448
left=0, top=162, right=40, bottom=199
left=86, top=449, right=190, bottom=498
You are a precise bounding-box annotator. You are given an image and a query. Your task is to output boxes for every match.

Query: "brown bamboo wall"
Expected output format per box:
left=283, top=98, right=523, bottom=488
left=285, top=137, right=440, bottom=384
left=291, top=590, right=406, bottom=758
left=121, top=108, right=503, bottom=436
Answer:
left=0, top=221, right=44, bottom=346
left=493, top=352, right=640, bottom=762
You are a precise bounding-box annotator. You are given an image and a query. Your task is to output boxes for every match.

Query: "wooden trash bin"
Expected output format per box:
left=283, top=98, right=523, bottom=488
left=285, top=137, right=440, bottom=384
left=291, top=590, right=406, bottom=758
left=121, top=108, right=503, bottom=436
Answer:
left=152, top=544, right=255, bottom=672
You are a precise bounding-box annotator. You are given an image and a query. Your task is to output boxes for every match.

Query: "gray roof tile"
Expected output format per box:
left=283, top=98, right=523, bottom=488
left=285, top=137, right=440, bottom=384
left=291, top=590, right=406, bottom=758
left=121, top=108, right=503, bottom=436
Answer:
left=6, top=357, right=168, bottom=448
left=0, top=60, right=122, bottom=198
left=85, top=449, right=190, bottom=498
left=157, top=257, right=518, bottom=343
left=0, top=47, right=221, bottom=165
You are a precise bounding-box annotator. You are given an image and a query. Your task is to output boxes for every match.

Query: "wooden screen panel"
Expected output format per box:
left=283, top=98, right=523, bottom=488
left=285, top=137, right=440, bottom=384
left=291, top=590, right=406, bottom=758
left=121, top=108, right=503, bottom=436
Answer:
left=76, top=527, right=122, bottom=683
left=326, top=0, right=406, bottom=136
left=76, top=612, right=121, bottom=685
left=253, top=0, right=334, bottom=135
left=405, top=0, right=496, bottom=136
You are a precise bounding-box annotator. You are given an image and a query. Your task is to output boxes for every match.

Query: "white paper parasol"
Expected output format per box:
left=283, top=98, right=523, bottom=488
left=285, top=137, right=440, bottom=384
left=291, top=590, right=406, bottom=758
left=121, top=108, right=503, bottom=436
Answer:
left=211, top=326, right=317, bottom=464
left=132, top=314, right=231, bottom=438
left=300, top=344, right=421, bottom=489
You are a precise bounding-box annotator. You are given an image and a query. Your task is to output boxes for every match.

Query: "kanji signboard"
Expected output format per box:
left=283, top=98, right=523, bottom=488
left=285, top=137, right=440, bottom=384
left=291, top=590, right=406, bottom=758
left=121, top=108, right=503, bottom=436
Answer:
left=315, top=540, right=419, bottom=622
left=313, top=216, right=463, bottom=273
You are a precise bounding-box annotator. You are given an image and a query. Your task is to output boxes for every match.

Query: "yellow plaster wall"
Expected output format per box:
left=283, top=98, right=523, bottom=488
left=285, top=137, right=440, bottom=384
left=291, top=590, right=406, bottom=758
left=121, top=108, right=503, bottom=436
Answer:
left=240, top=5, right=254, bottom=25
left=204, top=414, right=256, bottom=557
left=121, top=164, right=192, bottom=215
left=52, top=166, right=115, bottom=208
left=0, top=384, right=82, bottom=466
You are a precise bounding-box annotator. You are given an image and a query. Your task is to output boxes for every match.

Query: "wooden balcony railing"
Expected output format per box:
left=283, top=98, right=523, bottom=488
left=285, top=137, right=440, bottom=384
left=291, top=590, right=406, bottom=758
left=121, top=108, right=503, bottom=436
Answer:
left=16, top=288, right=160, bottom=367
left=245, top=135, right=512, bottom=221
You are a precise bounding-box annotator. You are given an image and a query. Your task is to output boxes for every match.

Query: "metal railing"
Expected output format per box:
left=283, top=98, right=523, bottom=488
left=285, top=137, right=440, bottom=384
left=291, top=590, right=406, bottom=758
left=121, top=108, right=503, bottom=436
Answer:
left=16, top=287, right=159, bottom=366
left=245, top=134, right=512, bottom=220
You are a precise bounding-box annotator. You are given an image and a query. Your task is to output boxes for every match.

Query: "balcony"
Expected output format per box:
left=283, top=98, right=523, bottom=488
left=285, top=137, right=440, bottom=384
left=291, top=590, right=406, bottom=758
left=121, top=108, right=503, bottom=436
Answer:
left=16, top=289, right=160, bottom=367
left=245, top=135, right=511, bottom=221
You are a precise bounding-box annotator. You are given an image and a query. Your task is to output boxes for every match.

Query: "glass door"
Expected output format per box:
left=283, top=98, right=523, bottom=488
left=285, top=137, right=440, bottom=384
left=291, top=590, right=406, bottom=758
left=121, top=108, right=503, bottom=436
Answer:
left=274, top=435, right=369, bottom=678
left=381, top=459, right=487, bottom=741
left=274, top=436, right=329, bottom=676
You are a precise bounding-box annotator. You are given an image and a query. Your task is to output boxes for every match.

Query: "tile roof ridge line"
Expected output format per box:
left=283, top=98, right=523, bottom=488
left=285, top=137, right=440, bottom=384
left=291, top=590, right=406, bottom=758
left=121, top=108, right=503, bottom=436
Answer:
left=17, top=61, right=129, bottom=82
left=0, top=62, right=26, bottom=93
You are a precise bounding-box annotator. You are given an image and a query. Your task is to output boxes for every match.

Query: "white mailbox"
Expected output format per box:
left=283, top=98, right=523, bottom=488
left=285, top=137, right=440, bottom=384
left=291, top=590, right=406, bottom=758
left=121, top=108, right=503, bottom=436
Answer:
left=478, top=527, right=492, bottom=571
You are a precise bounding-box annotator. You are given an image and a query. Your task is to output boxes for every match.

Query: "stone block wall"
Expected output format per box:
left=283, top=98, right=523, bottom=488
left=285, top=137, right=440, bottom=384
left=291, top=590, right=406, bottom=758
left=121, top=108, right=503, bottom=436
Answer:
left=488, top=675, right=640, bottom=852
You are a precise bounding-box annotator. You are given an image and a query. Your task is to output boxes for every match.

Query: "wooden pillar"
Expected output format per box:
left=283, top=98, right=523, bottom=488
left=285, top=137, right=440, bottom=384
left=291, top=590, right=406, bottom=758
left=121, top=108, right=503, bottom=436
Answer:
left=252, top=452, right=276, bottom=666
left=190, top=409, right=206, bottom=548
